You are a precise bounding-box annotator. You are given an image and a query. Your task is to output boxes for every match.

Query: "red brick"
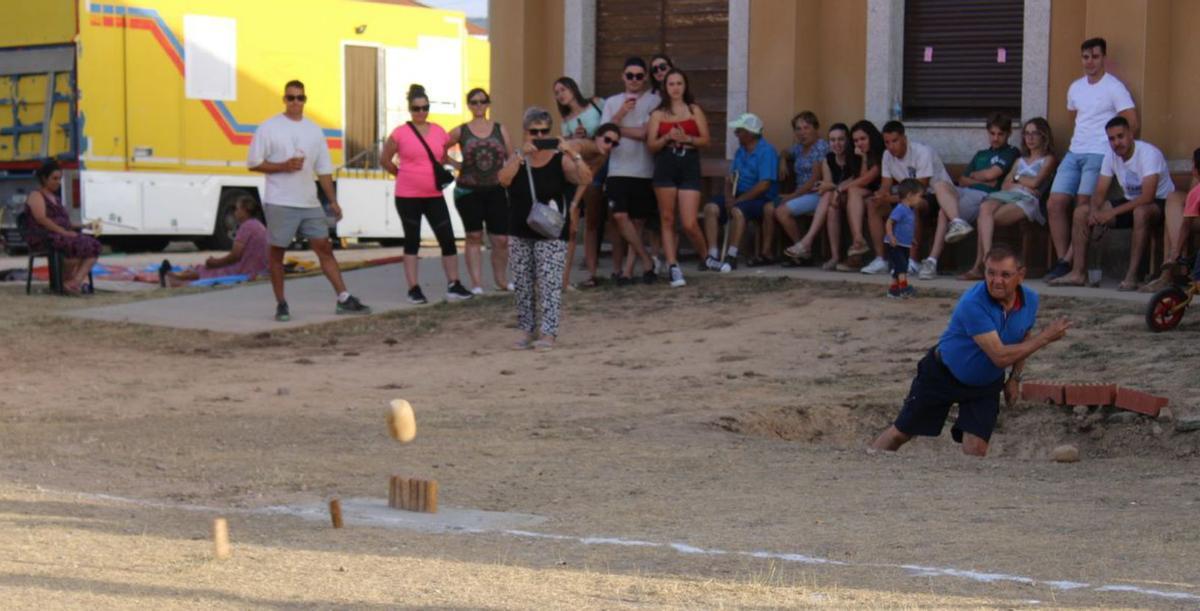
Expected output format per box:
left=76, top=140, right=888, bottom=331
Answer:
left=1114, top=387, right=1169, bottom=417
left=1021, top=382, right=1065, bottom=405
left=1063, top=384, right=1116, bottom=407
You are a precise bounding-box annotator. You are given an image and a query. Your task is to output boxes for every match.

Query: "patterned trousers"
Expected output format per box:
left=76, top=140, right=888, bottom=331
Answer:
left=509, top=237, right=567, bottom=337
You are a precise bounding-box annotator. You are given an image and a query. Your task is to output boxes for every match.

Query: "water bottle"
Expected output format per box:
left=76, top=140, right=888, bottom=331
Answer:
left=891, top=97, right=903, bottom=121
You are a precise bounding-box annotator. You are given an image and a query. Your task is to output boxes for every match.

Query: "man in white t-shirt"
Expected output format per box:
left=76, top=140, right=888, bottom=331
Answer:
left=1051, top=116, right=1172, bottom=290
left=600, top=57, right=661, bottom=283
left=248, top=80, right=369, bottom=321
left=1044, top=37, right=1138, bottom=281
left=860, top=121, right=972, bottom=279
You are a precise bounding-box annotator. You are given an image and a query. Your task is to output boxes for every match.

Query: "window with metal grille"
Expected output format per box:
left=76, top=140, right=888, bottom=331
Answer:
left=902, top=0, right=1023, bottom=120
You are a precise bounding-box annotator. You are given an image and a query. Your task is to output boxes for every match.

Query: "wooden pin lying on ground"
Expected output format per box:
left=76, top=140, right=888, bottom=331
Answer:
left=329, top=498, right=344, bottom=528
left=213, top=517, right=230, bottom=559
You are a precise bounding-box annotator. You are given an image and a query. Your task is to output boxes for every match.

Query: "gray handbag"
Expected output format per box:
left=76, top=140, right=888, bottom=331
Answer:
left=523, top=156, right=564, bottom=239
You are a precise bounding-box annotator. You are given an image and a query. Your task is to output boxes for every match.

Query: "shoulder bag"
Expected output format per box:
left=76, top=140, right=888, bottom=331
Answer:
left=408, top=122, right=455, bottom=191
left=523, top=155, right=565, bottom=239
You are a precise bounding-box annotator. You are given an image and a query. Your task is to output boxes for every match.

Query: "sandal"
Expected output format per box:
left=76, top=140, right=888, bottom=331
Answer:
left=747, top=256, right=776, bottom=267
left=821, top=259, right=838, bottom=271
left=1117, top=281, right=1139, bottom=292
left=847, top=242, right=871, bottom=257
left=579, top=276, right=601, bottom=289
left=532, top=338, right=555, bottom=351
left=958, top=267, right=984, bottom=281
left=512, top=335, right=536, bottom=350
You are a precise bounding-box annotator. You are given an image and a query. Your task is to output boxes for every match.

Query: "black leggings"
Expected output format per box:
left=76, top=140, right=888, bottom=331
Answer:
left=395, top=196, right=457, bottom=256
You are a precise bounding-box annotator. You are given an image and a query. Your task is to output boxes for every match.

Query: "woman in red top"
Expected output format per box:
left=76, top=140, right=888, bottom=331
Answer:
left=381, top=84, right=473, bottom=304
left=646, top=69, right=710, bottom=288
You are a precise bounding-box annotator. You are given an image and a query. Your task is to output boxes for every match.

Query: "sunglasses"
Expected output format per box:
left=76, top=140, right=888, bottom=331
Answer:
left=410, top=104, right=430, bottom=112
left=285, top=94, right=307, bottom=102
left=652, top=63, right=670, bottom=73
left=528, top=128, right=551, bottom=136
left=601, top=136, right=620, bottom=147
left=624, top=72, right=646, bottom=81
left=468, top=99, right=490, bottom=106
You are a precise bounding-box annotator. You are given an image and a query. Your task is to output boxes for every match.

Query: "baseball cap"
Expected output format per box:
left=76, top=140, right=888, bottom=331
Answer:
left=728, top=113, right=763, bottom=135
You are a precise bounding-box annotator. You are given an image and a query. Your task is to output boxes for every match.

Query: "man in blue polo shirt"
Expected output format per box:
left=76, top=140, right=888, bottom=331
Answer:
left=702, top=113, right=779, bottom=271
left=871, top=245, right=1071, bottom=456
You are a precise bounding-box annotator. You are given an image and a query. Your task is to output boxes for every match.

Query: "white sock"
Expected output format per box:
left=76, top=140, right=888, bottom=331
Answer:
left=708, top=247, right=719, bottom=259
left=910, top=258, right=920, bottom=268
left=728, top=246, right=739, bottom=257
left=924, top=256, right=937, bottom=264
left=337, top=291, right=350, bottom=303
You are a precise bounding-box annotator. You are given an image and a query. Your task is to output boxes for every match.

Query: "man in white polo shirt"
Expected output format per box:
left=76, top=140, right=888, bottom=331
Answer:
left=1051, top=116, right=1172, bottom=290
left=1044, top=37, right=1138, bottom=281
left=248, top=79, right=370, bottom=321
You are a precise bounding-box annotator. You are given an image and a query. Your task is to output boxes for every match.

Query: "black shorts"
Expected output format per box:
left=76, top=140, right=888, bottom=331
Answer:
left=606, top=176, right=657, bottom=220
left=652, top=148, right=702, bottom=191
left=1109, top=198, right=1165, bottom=229
left=894, top=348, right=1005, bottom=443
left=885, top=243, right=910, bottom=278
left=455, top=187, right=508, bottom=235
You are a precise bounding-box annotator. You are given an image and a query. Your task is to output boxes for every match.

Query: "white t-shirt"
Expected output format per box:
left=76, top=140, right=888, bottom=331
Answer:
left=600, top=89, right=660, bottom=179
left=882, top=140, right=952, bottom=188
left=1100, top=140, right=1174, bottom=200
left=246, top=114, right=334, bottom=208
left=1067, top=73, right=1135, bottom=155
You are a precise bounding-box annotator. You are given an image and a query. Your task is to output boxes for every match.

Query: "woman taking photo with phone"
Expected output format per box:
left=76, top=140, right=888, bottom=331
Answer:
left=381, top=83, right=473, bottom=304
left=646, top=68, right=709, bottom=288
left=446, top=87, right=512, bottom=294
left=497, top=107, right=591, bottom=351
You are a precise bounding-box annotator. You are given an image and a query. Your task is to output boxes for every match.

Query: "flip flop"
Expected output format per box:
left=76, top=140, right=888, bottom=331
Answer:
left=958, top=268, right=984, bottom=281
left=1048, top=276, right=1085, bottom=287
left=847, top=242, right=871, bottom=257
left=1117, top=281, right=1139, bottom=292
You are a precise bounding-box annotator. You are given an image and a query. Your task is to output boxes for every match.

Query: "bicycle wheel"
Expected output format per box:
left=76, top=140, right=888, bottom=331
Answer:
left=1145, top=286, right=1188, bottom=332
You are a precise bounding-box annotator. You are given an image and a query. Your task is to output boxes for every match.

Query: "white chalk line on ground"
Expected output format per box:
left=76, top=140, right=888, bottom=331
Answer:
left=33, top=487, right=1200, bottom=604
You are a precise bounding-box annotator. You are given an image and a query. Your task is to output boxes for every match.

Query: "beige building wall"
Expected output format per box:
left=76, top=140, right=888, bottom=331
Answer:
left=489, top=0, right=563, bottom=139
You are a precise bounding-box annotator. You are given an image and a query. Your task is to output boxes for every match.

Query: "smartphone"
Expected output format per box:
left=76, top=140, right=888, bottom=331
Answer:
left=534, top=138, right=559, bottom=151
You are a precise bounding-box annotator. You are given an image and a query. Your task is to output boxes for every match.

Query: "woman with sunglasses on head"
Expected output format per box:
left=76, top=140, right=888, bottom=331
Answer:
left=646, top=68, right=710, bottom=287
left=554, top=77, right=603, bottom=140
left=446, top=87, right=513, bottom=294
left=381, top=83, right=473, bottom=304
left=962, top=118, right=1058, bottom=279
left=497, top=107, right=592, bottom=351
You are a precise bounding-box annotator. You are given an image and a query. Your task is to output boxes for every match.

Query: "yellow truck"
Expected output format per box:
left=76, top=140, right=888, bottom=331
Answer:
left=1, top=0, right=488, bottom=252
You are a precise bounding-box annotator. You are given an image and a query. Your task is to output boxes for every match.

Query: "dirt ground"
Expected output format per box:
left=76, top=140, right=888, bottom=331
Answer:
left=1, top=275, right=1199, bottom=609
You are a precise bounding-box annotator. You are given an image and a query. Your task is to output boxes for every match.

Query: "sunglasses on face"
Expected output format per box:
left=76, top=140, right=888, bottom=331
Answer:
left=410, top=105, right=430, bottom=112
left=285, top=94, right=307, bottom=102
left=468, top=99, right=489, bottom=106
left=601, top=136, right=620, bottom=147
left=624, top=72, right=646, bottom=81
left=652, top=63, right=670, bottom=73
left=528, top=128, right=551, bottom=136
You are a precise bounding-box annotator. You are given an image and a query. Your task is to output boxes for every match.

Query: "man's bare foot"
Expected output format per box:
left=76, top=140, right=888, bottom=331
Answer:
left=1117, top=280, right=1139, bottom=291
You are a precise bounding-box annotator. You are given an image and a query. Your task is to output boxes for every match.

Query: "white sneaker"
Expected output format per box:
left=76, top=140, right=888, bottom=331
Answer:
left=861, top=257, right=889, bottom=274
left=668, top=264, right=686, bottom=288
left=471, top=286, right=484, bottom=296
left=945, top=218, right=974, bottom=244
left=505, top=282, right=515, bottom=292
left=919, top=258, right=938, bottom=280
left=652, top=256, right=664, bottom=275
left=908, top=259, right=920, bottom=275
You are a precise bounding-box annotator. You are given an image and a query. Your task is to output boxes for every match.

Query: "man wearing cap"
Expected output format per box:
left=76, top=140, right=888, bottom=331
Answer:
left=870, top=245, right=1071, bottom=457
left=601, top=57, right=662, bottom=284
left=702, top=113, right=778, bottom=271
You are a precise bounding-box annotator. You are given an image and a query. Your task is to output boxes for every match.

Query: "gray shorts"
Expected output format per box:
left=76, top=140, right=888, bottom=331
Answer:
left=954, top=187, right=988, bottom=224
left=264, top=204, right=330, bottom=247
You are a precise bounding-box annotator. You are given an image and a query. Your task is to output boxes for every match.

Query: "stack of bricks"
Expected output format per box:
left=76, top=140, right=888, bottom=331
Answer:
left=388, top=476, right=438, bottom=513
left=1020, top=382, right=1168, bottom=417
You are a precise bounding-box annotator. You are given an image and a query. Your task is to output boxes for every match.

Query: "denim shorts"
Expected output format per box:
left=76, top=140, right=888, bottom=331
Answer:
left=1049, top=152, right=1105, bottom=197
left=782, top=192, right=821, bottom=216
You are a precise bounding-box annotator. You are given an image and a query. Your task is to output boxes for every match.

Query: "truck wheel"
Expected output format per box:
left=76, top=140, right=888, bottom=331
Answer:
left=196, top=189, right=251, bottom=251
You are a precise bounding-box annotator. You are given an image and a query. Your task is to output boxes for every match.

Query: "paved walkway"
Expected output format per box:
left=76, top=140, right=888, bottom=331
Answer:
left=63, top=251, right=1147, bottom=334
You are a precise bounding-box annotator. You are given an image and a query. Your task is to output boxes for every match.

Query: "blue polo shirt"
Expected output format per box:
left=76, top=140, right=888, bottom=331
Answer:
left=938, top=283, right=1039, bottom=386
left=731, top=137, right=779, bottom=201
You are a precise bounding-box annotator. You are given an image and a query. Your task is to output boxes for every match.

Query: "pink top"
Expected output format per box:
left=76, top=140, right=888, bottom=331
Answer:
left=198, top=218, right=269, bottom=279
left=1185, top=183, right=1200, bottom=218
left=391, top=122, right=449, bottom=198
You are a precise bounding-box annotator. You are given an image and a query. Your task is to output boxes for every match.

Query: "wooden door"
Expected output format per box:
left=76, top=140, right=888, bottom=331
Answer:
left=344, top=45, right=380, bottom=169
left=596, top=0, right=728, bottom=159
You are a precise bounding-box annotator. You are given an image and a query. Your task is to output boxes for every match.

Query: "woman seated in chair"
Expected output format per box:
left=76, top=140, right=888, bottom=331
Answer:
left=961, top=117, right=1058, bottom=279
left=21, top=159, right=102, bottom=294
left=160, top=195, right=269, bottom=287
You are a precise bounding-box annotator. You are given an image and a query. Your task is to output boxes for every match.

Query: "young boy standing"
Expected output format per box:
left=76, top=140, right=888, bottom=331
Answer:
left=887, top=179, right=922, bottom=298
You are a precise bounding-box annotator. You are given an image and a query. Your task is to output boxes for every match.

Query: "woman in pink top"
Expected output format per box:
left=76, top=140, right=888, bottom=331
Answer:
left=160, top=195, right=269, bottom=287
left=381, top=84, right=472, bottom=304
